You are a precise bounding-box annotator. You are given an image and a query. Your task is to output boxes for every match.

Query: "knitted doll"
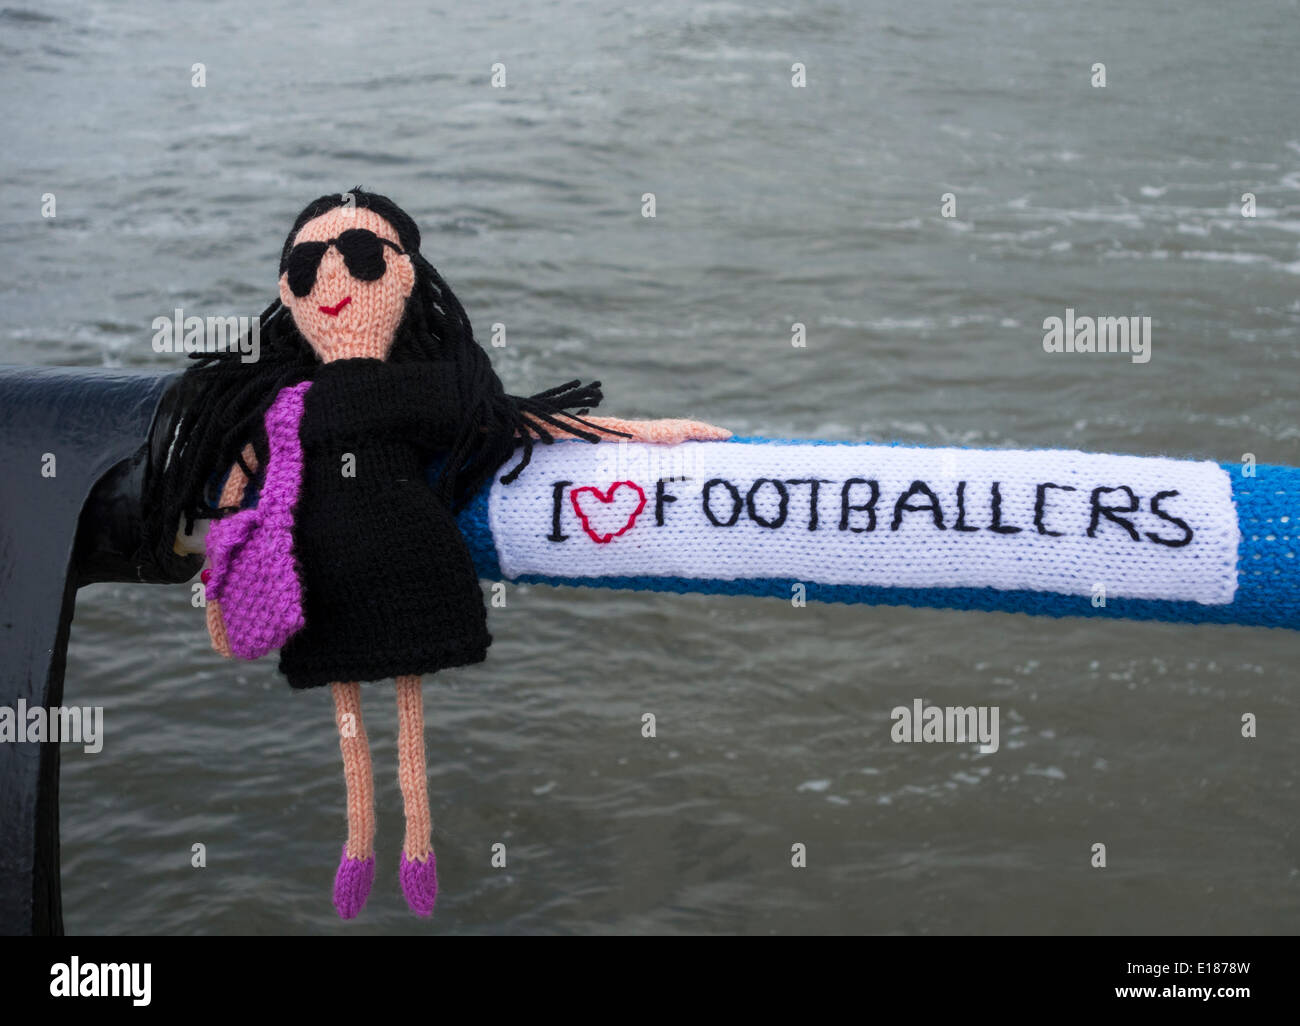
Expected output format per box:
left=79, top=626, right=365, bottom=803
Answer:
left=156, top=190, right=729, bottom=919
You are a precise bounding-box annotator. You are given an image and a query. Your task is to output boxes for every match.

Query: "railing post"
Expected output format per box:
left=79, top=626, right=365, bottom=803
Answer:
left=0, top=366, right=200, bottom=935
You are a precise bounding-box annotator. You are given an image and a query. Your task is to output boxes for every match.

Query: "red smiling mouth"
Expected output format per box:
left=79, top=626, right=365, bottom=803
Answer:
left=319, top=296, right=352, bottom=317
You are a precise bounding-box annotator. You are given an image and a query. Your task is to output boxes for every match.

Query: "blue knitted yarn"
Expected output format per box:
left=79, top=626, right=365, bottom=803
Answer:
left=449, top=444, right=1300, bottom=631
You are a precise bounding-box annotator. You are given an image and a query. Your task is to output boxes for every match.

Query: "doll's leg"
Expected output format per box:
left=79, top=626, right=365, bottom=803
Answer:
left=395, top=675, right=438, bottom=915
left=331, top=681, right=376, bottom=919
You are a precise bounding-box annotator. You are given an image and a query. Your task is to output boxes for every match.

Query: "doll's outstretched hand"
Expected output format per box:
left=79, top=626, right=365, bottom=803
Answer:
left=207, top=594, right=234, bottom=658
left=573, top=416, right=732, bottom=445
left=205, top=446, right=256, bottom=660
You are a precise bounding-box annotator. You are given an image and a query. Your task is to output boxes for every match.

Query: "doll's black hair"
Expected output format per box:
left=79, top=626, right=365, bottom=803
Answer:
left=147, top=189, right=618, bottom=554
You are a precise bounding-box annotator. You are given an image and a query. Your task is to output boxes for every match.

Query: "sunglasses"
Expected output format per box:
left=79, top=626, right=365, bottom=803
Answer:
left=284, top=228, right=405, bottom=298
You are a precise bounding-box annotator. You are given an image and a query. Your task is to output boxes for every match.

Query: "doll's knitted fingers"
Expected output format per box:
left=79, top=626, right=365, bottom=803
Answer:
left=569, top=415, right=633, bottom=439
left=217, top=445, right=258, bottom=507
left=206, top=599, right=233, bottom=658
left=206, top=446, right=258, bottom=660
left=666, top=418, right=732, bottom=442
left=581, top=416, right=733, bottom=445
left=517, top=414, right=555, bottom=443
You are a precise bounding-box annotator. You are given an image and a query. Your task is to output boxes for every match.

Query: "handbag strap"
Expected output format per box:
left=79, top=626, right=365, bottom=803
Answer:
left=255, top=380, right=312, bottom=518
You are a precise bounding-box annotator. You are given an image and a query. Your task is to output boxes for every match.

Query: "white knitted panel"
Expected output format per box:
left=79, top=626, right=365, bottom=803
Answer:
left=488, top=442, right=1239, bottom=604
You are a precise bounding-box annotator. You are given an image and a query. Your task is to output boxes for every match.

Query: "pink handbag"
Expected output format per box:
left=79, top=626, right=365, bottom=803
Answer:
left=205, top=380, right=312, bottom=659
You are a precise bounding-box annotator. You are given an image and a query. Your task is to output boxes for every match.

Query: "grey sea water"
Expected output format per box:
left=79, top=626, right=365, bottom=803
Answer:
left=1, top=0, right=1297, bottom=934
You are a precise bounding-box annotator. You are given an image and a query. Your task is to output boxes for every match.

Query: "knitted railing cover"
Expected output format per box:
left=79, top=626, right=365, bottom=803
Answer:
left=453, top=438, right=1300, bottom=631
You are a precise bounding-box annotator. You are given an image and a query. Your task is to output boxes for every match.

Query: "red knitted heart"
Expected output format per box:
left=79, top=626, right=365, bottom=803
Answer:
left=570, top=481, right=647, bottom=544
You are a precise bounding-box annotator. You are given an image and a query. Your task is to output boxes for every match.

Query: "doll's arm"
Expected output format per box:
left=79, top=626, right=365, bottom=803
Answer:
left=528, top=414, right=731, bottom=445
left=206, top=445, right=258, bottom=658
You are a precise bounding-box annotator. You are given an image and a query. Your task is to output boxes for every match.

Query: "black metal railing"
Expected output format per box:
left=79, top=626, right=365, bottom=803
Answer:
left=0, top=365, right=200, bottom=935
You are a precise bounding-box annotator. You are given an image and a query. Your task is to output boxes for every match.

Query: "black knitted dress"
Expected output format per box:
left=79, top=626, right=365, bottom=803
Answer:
left=278, top=357, right=492, bottom=689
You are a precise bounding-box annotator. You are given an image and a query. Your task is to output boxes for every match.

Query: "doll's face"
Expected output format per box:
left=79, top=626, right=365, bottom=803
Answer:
left=278, top=207, right=416, bottom=363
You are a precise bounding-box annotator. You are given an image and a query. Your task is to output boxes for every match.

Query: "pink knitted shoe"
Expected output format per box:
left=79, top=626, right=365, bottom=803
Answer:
left=399, top=849, right=438, bottom=916
left=333, top=845, right=375, bottom=920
